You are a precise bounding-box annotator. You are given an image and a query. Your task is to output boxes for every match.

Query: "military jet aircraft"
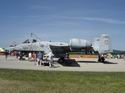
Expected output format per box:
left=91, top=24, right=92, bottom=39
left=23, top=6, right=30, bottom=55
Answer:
left=6, top=34, right=112, bottom=62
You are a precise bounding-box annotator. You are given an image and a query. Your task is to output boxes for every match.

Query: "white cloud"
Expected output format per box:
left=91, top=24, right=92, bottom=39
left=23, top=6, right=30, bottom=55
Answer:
left=60, top=16, right=125, bottom=24
left=82, top=17, right=125, bottom=24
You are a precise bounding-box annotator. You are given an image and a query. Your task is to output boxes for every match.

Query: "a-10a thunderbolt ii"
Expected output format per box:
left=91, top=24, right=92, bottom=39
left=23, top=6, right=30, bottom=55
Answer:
left=7, top=34, right=112, bottom=62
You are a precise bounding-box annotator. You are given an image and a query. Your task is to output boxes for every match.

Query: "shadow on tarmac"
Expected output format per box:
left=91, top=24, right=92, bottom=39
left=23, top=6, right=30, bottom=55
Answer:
left=101, top=61, right=118, bottom=64
left=78, top=61, right=99, bottom=63
left=58, top=59, right=80, bottom=67
left=78, top=61, right=117, bottom=64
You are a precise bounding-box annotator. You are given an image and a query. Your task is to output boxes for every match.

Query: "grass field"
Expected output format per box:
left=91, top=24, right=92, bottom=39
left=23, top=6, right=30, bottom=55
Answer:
left=0, top=69, right=125, bottom=93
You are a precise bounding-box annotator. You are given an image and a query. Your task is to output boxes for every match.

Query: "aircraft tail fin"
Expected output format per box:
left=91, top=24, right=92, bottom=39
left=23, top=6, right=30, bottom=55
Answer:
left=93, top=34, right=112, bottom=54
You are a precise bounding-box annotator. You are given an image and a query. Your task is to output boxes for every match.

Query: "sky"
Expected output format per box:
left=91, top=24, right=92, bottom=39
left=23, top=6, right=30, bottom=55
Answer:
left=0, top=0, right=125, bottom=50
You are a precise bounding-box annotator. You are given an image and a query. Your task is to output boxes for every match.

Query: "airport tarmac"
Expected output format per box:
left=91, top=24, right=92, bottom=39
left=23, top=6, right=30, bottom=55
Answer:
left=0, top=55, right=125, bottom=72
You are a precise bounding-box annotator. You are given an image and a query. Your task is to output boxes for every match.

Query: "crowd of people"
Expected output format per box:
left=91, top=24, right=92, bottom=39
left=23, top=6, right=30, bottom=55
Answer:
left=6, top=51, right=55, bottom=68
left=26, top=51, right=54, bottom=67
left=3, top=50, right=125, bottom=68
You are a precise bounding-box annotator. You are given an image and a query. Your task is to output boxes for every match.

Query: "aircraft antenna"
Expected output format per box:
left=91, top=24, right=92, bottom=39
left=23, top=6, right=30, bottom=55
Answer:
left=30, top=33, right=42, bottom=42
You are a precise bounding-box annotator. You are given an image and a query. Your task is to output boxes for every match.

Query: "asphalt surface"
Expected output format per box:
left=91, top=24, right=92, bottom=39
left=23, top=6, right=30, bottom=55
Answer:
left=0, top=55, right=125, bottom=72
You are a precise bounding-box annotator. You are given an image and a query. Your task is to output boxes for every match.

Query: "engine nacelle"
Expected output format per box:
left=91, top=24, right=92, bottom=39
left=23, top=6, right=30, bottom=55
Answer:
left=69, top=38, right=92, bottom=48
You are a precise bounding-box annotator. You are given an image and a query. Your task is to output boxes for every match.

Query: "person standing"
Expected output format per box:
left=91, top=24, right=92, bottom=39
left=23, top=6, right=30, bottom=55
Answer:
left=16, top=51, right=20, bottom=59
left=124, top=54, right=125, bottom=61
left=32, top=52, right=36, bottom=61
left=37, top=52, right=43, bottom=66
left=5, top=50, right=9, bottom=60
left=28, top=52, right=32, bottom=61
left=47, top=52, right=54, bottom=67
